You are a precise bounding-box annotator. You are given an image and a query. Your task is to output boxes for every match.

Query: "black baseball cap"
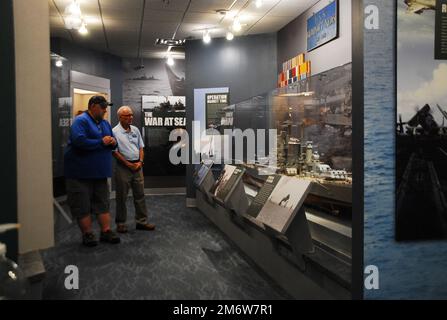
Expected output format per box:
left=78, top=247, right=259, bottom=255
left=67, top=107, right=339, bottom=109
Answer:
left=88, top=95, right=113, bottom=108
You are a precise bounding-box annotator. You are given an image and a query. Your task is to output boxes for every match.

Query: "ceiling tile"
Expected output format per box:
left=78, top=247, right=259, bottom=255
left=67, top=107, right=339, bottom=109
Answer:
left=188, top=0, right=235, bottom=13
left=49, top=0, right=321, bottom=59
left=50, top=15, right=66, bottom=28
left=143, top=9, right=184, bottom=23
left=183, top=12, right=223, bottom=25
left=141, top=21, right=177, bottom=39
left=102, top=18, right=139, bottom=32
left=269, top=0, right=319, bottom=17
left=147, top=0, right=190, bottom=12
left=100, top=0, right=144, bottom=10
left=245, top=16, right=289, bottom=35
left=100, top=7, right=142, bottom=20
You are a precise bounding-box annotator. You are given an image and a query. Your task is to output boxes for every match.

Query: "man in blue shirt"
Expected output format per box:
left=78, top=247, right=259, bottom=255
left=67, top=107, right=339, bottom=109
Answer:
left=64, top=96, right=121, bottom=247
left=112, top=106, right=155, bottom=233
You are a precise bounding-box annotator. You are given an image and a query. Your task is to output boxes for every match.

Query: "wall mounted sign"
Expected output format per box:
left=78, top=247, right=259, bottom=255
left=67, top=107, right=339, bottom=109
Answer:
left=143, top=111, right=186, bottom=127
left=205, top=93, right=231, bottom=132
left=141, top=95, right=186, bottom=178
left=142, top=95, right=186, bottom=127
left=307, top=0, right=339, bottom=52
left=435, top=0, right=447, bottom=59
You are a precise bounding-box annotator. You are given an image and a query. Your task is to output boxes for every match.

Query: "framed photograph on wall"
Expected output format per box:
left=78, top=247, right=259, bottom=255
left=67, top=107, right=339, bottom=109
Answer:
left=142, top=95, right=185, bottom=112
left=307, top=0, right=339, bottom=52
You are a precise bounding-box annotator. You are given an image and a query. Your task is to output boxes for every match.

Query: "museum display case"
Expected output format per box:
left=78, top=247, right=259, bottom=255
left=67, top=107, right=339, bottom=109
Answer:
left=50, top=53, right=72, bottom=197
left=203, top=62, right=353, bottom=220
left=194, top=63, right=353, bottom=299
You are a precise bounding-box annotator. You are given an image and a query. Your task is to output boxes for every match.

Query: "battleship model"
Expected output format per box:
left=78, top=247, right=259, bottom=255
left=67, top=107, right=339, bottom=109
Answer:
left=241, top=136, right=352, bottom=217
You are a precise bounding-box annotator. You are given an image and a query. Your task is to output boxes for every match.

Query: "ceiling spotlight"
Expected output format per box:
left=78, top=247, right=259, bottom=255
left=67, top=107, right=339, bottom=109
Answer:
left=203, top=31, right=211, bottom=44
left=78, top=22, right=88, bottom=35
left=55, top=59, right=63, bottom=68
left=255, top=0, right=263, bottom=8
left=216, top=9, right=229, bottom=16
left=64, top=0, right=82, bottom=30
left=155, top=38, right=186, bottom=47
left=227, top=11, right=238, bottom=19
left=65, top=0, right=81, bottom=16
left=166, top=56, right=175, bottom=66
left=226, top=31, right=234, bottom=41
left=65, top=15, right=82, bottom=30
left=232, top=18, right=242, bottom=32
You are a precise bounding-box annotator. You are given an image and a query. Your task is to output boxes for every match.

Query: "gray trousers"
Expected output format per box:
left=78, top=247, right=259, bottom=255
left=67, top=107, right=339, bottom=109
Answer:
left=115, top=163, right=148, bottom=224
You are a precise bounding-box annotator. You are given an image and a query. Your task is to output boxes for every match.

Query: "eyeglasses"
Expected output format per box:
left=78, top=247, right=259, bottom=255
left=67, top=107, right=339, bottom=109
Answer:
left=121, top=114, right=133, bottom=117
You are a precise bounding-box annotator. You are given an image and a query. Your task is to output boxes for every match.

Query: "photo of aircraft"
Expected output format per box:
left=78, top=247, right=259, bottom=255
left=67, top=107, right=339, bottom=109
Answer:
left=404, top=0, right=436, bottom=14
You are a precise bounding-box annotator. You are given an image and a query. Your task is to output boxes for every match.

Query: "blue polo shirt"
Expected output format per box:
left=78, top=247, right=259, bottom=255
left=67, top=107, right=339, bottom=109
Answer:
left=64, top=112, right=115, bottom=179
left=112, top=123, right=145, bottom=161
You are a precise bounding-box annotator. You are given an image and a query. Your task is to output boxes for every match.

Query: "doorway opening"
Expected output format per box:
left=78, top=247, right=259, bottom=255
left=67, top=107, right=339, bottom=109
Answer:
left=73, top=88, right=109, bottom=118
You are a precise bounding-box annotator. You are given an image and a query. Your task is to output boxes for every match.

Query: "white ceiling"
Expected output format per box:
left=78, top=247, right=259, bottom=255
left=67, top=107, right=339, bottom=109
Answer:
left=49, top=0, right=319, bottom=59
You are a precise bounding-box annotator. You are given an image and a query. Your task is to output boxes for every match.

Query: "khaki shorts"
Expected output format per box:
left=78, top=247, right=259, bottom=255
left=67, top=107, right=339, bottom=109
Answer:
left=66, top=179, right=110, bottom=219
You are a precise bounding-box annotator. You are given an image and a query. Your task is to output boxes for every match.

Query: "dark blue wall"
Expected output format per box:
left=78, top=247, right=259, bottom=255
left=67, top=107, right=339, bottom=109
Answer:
left=51, top=38, right=123, bottom=126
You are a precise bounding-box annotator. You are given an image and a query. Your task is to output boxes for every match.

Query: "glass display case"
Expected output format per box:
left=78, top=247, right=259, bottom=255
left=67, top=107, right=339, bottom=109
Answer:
left=195, top=62, right=352, bottom=248
left=233, top=63, right=352, bottom=175
left=230, top=63, right=353, bottom=217
left=50, top=53, right=72, bottom=196
left=271, top=63, right=352, bottom=175
left=194, top=63, right=353, bottom=296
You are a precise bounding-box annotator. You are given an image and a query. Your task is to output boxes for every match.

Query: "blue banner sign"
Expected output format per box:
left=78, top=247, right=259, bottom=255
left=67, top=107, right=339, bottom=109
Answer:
left=307, top=0, right=338, bottom=52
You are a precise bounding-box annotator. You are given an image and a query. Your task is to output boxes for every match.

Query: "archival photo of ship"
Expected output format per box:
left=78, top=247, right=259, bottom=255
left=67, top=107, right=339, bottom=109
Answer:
left=142, top=95, right=185, bottom=112
left=122, top=58, right=185, bottom=112
left=256, top=176, right=312, bottom=234
left=396, top=0, right=447, bottom=240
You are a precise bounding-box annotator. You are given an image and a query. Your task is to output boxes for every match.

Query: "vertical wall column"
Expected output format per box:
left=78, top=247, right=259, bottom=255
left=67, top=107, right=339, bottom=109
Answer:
left=351, top=0, right=364, bottom=300
left=14, top=0, right=54, bottom=253
left=0, top=0, right=18, bottom=262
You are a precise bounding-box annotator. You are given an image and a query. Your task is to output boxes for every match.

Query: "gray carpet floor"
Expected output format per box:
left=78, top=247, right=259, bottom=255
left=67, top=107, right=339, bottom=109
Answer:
left=41, top=195, right=291, bottom=300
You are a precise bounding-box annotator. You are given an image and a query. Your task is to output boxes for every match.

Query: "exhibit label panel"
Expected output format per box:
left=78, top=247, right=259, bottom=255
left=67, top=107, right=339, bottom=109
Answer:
left=208, top=165, right=244, bottom=202
left=435, top=0, right=447, bottom=59
left=246, top=175, right=282, bottom=218
left=255, top=177, right=312, bottom=234
left=205, top=93, right=231, bottom=132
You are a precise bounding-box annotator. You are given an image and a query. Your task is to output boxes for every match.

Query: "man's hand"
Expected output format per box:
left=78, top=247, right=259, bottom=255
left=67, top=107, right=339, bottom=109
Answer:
left=103, top=136, right=117, bottom=146
left=103, top=136, right=114, bottom=146
left=126, top=162, right=141, bottom=172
